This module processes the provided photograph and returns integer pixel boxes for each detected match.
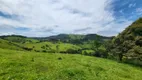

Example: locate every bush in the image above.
[66,49,79,54]
[34,50,40,52]
[93,49,108,58]
[81,50,94,56]
[23,47,33,51]
[42,50,47,53]
[60,51,67,54]
[47,50,56,53]
[41,46,45,49]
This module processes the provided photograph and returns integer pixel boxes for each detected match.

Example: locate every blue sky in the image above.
[0,0,142,37]
[112,0,142,20]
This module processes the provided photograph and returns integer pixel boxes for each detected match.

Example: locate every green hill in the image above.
[0,35,39,44]
[0,39,23,50]
[35,34,112,44]
[0,34,108,56]
[110,18,142,65]
[0,48,142,80]
[23,41,81,53]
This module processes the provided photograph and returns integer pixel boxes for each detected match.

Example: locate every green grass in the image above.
[3,36,39,44]
[23,41,81,52]
[0,39,23,50]
[0,48,142,80]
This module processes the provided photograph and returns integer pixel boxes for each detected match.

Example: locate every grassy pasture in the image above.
[0,48,142,80]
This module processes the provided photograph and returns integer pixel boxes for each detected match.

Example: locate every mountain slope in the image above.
[0,48,142,80]
[23,41,81,53]
[111,18,142,65]
[36,34,113,44]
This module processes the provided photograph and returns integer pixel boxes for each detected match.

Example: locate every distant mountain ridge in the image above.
[35,34,113,44]
[0,34,113,44]
[0,34,113,46]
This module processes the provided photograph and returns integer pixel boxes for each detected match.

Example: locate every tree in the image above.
[92,35,102,51]
[56,45,59,53]
[56,40,61,53]
[90,36,104,57]
[113,37,124,61]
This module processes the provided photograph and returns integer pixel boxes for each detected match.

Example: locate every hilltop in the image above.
[35,34,113,44]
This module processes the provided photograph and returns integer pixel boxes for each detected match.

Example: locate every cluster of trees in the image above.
[106,18,142,66]
[33,35,109,58]
[0,35,26,38]
[23,47,33,51]
[78,18,142,66]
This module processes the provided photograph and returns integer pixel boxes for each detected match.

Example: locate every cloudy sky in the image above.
[0,0,142,37]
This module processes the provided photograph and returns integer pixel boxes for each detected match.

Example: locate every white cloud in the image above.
[136,8,142,15]
[97,19,133,36]
[128,3,136,8]
[0,32,16,36]
[0,0,133,37]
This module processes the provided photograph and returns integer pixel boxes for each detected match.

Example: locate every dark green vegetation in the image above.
[0,34,111,57]
[36,34,112,44]
[109,18,142,66]
[0,18,142,79]
[0,48,142,80]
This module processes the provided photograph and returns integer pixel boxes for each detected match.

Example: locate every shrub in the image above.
[60,51,67,54]
[66,49,79,54]
[47,50,56,53]
[41,46,45,49]
[23,47,33,51]
[93,49,108,58]
[34,50,40,52]
[42,50,47,53]
[81,50,94,56]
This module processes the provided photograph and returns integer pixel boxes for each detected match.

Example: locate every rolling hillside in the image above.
[23,41,81,53]
[0,35,39,44]
[0,0,142,80]
[0,48,142,80]
[0,39,23,50]
[0,34,107,55]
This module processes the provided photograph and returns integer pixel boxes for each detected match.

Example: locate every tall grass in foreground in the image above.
[0,48,142,80]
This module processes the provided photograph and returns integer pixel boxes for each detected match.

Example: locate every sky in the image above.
[0,0,142,37]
